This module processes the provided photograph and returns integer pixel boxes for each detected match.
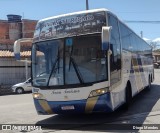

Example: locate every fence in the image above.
[0,58,31,94]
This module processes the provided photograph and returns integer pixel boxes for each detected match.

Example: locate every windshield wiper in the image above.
[67,45,84,84]
[47,57,59,86]
[70,57,84,84]
[47,46,61,86]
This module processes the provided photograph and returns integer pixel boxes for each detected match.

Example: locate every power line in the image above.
[124,20,160,24]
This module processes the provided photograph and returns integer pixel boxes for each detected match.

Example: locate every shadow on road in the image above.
[36,84,160,131]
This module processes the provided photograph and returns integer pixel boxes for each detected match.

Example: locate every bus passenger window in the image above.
[108,14,121,84]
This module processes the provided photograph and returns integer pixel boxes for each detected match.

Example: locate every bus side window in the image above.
[108,14,121,84]
[120,23,131,51]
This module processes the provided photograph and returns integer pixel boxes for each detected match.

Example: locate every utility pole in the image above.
[86,0,89,10]
[140,31,143,38]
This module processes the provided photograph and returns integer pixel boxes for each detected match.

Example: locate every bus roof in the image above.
[38,8,108,23]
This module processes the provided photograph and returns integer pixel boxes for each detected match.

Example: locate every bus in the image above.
[14,8,154,115]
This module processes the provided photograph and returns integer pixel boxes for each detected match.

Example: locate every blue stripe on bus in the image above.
[33,99,48,115]
[33,93,112,114]
[92,93,112,112]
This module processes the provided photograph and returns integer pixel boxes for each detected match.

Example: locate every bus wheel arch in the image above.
[147,74,151,90]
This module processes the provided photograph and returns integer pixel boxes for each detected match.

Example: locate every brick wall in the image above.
[22,19,37,38]
[0,19,37,43]
[0,18,37,50]
[0,20,9,40]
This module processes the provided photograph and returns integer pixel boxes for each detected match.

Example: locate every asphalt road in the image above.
[0,69,160,133]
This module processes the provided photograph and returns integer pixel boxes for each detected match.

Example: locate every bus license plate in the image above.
[61,105,75,110]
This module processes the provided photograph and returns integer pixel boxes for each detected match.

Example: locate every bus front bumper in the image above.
[33,92,113,115]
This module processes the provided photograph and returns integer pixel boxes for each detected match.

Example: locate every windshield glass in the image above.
[32,34,108,87]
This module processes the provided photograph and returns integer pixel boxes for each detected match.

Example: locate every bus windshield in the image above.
[32,34,108,87]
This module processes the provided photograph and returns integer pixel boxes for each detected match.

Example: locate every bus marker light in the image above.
[89,87,109,97]
[33,93,44,99]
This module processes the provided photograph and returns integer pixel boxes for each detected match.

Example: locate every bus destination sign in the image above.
[33,11,106,42]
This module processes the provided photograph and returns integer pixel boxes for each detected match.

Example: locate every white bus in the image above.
[14,8,154,114]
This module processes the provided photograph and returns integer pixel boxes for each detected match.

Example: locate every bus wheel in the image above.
[146,76,151,90]
[124,83,132,110]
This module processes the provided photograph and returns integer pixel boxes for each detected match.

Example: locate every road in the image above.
[0,69,160,133]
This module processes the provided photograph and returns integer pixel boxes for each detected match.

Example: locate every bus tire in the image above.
[146,75,151,90]
[123,83,132,110]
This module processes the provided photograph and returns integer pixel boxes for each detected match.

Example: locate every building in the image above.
[0,15,37,89]
[153,51,160,62]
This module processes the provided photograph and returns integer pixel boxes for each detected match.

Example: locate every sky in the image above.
[1,0,160,41]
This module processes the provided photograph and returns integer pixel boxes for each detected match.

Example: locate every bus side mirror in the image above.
[14,39,21,60]
[14,38,33,60]
[101,26,112,51]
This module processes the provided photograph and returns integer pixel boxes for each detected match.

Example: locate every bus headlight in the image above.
[89,87,109,97]
[32,93,44,99]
